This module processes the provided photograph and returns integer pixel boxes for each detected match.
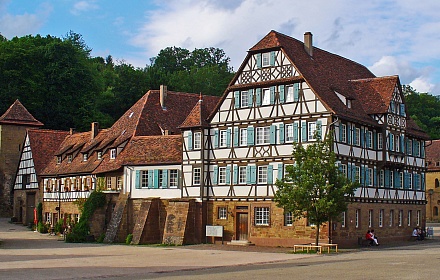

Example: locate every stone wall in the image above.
[13,189,41,225]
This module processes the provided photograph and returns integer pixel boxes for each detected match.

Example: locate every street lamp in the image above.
[428,189,434,221]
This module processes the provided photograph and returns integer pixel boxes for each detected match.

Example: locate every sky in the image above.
[1,0,440,95]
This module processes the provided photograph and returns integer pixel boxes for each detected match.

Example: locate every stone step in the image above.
[227,240,255,246]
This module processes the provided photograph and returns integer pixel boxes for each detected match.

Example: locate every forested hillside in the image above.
[0,32,234,131]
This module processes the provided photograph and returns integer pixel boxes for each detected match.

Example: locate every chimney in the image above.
[160,85,167,109]
[70,128,75,135]
[91,122,99,139]
[304,32,313,56]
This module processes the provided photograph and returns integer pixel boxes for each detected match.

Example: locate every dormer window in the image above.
[110,149,116,159]
[347,99,352,108]
[67,154,73,163]
[97,151,102,160]
[57,156,62,164]
[83,153,88,162]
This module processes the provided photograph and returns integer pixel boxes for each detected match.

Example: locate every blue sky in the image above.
[2,0,440,95]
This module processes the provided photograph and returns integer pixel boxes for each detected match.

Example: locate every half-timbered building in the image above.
[180,31,429,247]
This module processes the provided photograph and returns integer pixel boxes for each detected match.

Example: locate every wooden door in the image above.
[26,193,36,226]
[236,213,248,240]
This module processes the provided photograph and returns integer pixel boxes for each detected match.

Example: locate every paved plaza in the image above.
[1,219,439,280]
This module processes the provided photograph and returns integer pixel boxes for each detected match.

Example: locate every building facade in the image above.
[425,140,440,222]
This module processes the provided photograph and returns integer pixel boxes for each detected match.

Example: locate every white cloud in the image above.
[71,1,99,16]
[0,2,52,38]
[410,77,435,94]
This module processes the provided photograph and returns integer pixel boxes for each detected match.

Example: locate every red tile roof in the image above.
[27,129,69,175]
[179,96,220,128]
[426,140,440,171]
[0,100,43,127]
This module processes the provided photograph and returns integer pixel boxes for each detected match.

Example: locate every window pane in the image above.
[255,207,270,226]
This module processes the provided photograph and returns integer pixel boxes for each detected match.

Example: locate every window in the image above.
[286,85,294,102]
[395,135,400,152]
[218,207,227,220]
[399,172,404,189]
[240,128,247,146]
[356,166,361,183]
[355,209,360,228]
[341,164,347,177]
[117,176,122,190]
[45,212,51,224]
[219,130,227,147]
[341,124,347,143]
[378,133,383,150]
[110,149,116,159]
[240,91,249,107]
[83,153,88,162]
[379,209,384,227]
[284,212,293,226]
[97,151,102,160]
[255,207,270,226]
[194,132,201,150]
[218,167,226,184]
[389,210,394,227]
[107,177,112,190]
[257,166,268,184]
[57,156,62,164]
[262,88,270,105]
[355,128,360,146]
[417,210,421,226]
[408,210,412,227]
[238,166,247,184]
[67,154,73,163]
[368,168,373,186]
[380,170,384,187]
[308,122,317,141]
[262,52,270,67]
[367,131,372,149]
[141,171,149,188]
[193,168,201,185]
[341,211,346,228]
[368,209,373,228]
[256,127,270,144]
[390,171,394,188]
[398,210,403,226]
[286,124,294,142]
[408,139,413,155]
[409,173,413,189]
[169,170,178,187]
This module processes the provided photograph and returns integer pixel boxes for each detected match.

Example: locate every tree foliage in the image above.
[274,133,357,246]
[403,85,440,139]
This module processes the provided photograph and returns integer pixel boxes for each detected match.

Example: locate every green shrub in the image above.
[37,222,48,233]
[97,233,105,243]
[125,233,133,245]
[36,202,43,224]
[54,219,64,234]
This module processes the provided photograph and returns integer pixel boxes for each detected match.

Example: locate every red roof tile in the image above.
[0,100,43,126]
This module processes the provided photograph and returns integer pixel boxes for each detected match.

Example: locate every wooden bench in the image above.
[358,237,373,247]
[311,243,338,253]
[293,244,322,254]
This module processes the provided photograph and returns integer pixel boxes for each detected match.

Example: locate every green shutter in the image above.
[256,53,262,68]
[339,122,343,142]
[233,166,238,184]
[270,86,275,105]
[270,125,276,144]
[248,89,253,107]
[162,170,168,188]
[214,130,219,148]
[301,121,307,142]
[226,166,231,184]
[294,83,300,101]
[277,163,284,180]
[385,170,390,188]
[256,88,261,106]
[373,131,377,150]
[360,128,364,147]
[293,122,299,142]
[234,91,240,108]
[279,124,285,144]
[148,170,154,188]
[246,166,251,184]
[316,120,322,140]
[279,85,285,104]
[421,173,425,191]
[213,166,218,185]
[250,166,256,184]
[135,170,140,189]
[233,127,239,147]
[353,126,357,145]
[270,51,276,66]
[373,167,377,187]
[188,131,193,151]
[247,126,254,146]
[226,129,231,148]
[347,124,352,144]
[267,165,273,184]
[153,169,159,189]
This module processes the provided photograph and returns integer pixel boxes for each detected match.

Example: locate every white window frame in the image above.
[67,154,73,163]
[238,166,247,184]
[256,127,270,145]
[257,166,268,184]
[57,156,62,164]
[367,131,373,149]
[218,167,226,185]
[409,173,413,190]
[286,124,294,142]
[219,130,227,147]
[355,128,360,146]
[284,212,293,226]
[169,169,178,188]
[341,164,347,177]
[341,124,347,143]
[417,210,421,226]
[194,132,201,150]
[83,153,88,162]
[308,122,317,141]
[408,139,413,155]
[286,85,294,102]
[117,176,122,190]
[255,207,270,226]
[240,91,249,107]
[218,207,227,220]
[341,211,346,228]
[368,168,373,186]
[97,151,102,160]
[110,149,116,159]
[380,170,384,187]
[378,133,383,150]
[395,134,400,152]
[399,210,403,226]
[356,166,361,183]
[262,88,270,105]
[379,209,384,228]
[390,171,394,188]
[389,210,394,227]
[355,209,360,228]
[239,128,247,146]
[141,171,148,188]
[368,209,373,228]
[262,52,270,67]
[193,168,201,185]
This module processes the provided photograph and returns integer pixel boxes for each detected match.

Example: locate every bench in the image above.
[311,243,338,253]
[293,244,322,254]
[358,237,373,247]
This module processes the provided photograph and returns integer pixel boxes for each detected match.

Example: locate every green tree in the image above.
[274,133,357,247]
